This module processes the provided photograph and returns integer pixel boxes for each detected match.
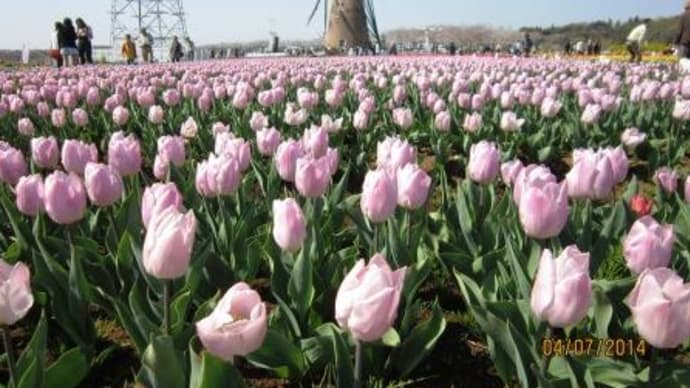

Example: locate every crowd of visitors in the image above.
[49,17,93,68]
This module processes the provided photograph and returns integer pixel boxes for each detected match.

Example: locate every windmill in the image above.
[307,0,382,52]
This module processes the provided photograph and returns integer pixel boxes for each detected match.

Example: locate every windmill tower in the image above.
[110,0,189,61]
[308,0,381,52]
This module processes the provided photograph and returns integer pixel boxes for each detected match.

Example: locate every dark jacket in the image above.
[676,10,690,45]
[62,25,77,48]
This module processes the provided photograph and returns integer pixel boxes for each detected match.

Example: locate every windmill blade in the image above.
[323,0,328,31]
[307,0,323,25]
[366,0,382,47]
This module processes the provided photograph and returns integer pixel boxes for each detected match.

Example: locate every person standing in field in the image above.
[121,34,137,65]
[185,37,195,61]
[75,18,93,64]
[50,22,64,68]
[626,19,650,63]
[169,36,184,62]
[675,1,690,59]
[523,33,533,57]
[60,18,79,66]
[138,28,154,63]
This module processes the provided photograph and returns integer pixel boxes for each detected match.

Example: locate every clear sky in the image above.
[2,0,682,49]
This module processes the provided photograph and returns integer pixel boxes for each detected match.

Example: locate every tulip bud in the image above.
[141,182,184,229]
[148,105,165,125]
[397,163,431,210]
[392,107,413,130]
[61,139,98,175]
[44,171,87,224]
[626,268,690,349]
[195,282,268,360]
[361,169,398,224]
[468,141,500,184]
[623,216,674,274]
[519,181,569,240]
[17,118,35,136]
[500,160,524,187]
[195,154,241,198]
[157,136,186,167]
[272,198,307,252]
[143,206,197,279]
[274,139,302,182]
[335,254,406,342]
[655,167,678,194]
[629,194,653,218]
[112,106,130,126]
[15,174,44,217]
[108,131,142,177]
[0,259,34,325]
[530,246,592,328]
[84,163,124,207]
[256,127,281,157]
[71,108,89,127]
[31,136,59,169]
[295,156,331,198]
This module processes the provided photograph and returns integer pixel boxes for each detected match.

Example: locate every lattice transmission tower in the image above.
[110,0,188,61]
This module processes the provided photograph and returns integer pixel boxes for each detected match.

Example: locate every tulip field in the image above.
[2,56,690,387]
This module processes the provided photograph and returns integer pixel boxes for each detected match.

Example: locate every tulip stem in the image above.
[163,281,171,335]
[354,340,363,388]
[2,327,16,388]
[648,346,657,388]
[406,210,412,248]
[539,326,551,378]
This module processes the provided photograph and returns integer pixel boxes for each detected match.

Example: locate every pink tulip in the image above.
[162,89,181,106]
[141,182,184,229]
[274,139,302,182]
[376,136,416,171]
[302,126,329,159]
[626,268,690,349]
[463,112,483,133]
[655,167,679,194]
[15,174,44,217]
[468,141,500,184]
[86,87,100,106]
[566,150,615,200]
[295,156,331,198]
[434,111,451,132]
[320,114,343,133]
[157,136,186,167]
[256,127,282,157]
[61,139,98,175]
[17,118,35,136]
[249,111,269,132]
[685,176,690,203]
[112,106,130,126]
[397,163,431,210]
[361,169,398,223]
[36,102,50,117]
[212,122,230,136]
[501,160,524,187]
[195,154,241,198]
[71,108,89,127]
[513,165,556,205]
[672,100,690,121]
[31,136,59,169]
[180,116,198,139]
[623,216,674,274]
[148,105,165,125]
[108,131,141,177]
[272,198,307,252]
[214,133,251,172]
[335,254,406,342]
[84,163,123,207]
[51,108,67,128]
[43,171,87,225]
[0,259,34,325]
[581,104,602,124]
[519,181,569,240]
[143,206,197,279]
[196,282,267,360]
[621,128,646,149]
[500,111,525,132]
[530,246,592,328]
[540,97,562,118]
[353,110,369,130]
[0,147,28,186]
[392,107,413,130]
